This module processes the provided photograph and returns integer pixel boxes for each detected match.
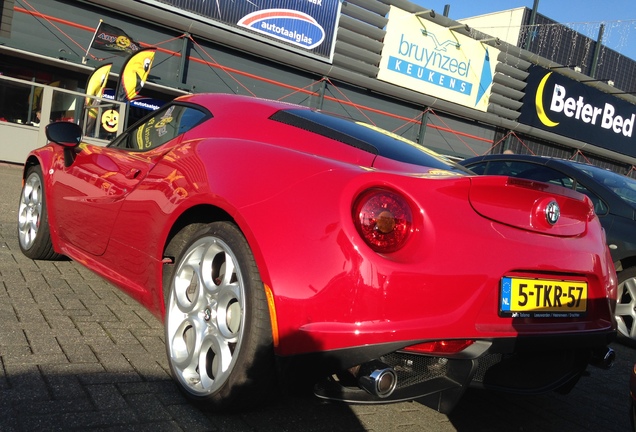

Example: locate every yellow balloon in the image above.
[101,109,119,133]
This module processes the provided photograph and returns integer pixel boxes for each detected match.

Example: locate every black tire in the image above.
[17,165,62,260]
[616,266,636,345]
[162,221,276,410]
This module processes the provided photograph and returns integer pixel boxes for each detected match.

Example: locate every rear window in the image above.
[271,109,466,173]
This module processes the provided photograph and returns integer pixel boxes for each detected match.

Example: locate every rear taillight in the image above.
[353,188,413,253]
[403,340,475,355]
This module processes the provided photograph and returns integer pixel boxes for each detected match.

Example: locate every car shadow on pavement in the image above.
[447,344,633,432]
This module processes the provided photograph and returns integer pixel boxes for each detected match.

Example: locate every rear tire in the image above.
[163,221,276,410]
[17,165,62,260]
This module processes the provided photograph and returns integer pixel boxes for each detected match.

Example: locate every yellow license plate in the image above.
[500,277,587,316]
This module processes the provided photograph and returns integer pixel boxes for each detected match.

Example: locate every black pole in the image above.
[417,110,428,144]
[524,0,540,50]
[317,79,327,110]
[178,32,191,85]
[590,24,605,79]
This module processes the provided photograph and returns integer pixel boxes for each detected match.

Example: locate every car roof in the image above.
[460,153,636,210]
[173,93,470,175]
[460,154,623,180]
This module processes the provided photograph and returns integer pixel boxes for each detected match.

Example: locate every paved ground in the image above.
[0,162,634,431]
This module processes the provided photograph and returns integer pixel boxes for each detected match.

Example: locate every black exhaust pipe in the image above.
[590,347,615,369]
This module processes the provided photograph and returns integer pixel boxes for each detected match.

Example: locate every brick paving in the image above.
[0,162,634,431]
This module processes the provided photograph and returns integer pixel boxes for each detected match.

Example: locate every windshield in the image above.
[576,163,636,206]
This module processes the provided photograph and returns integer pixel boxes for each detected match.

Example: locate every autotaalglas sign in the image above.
[238,9,325,50]
[136,0,341,61]
[519,65,636,158]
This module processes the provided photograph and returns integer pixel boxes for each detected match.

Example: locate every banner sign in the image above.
[85,63,112,119]
[378,6,499,112]
[138,0,341,62]
[116,47,156,102]
[519,65,636,157]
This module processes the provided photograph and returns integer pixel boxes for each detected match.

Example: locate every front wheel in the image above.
[616,266,636,344]
[163,222,276,410]
[17,165,62,260]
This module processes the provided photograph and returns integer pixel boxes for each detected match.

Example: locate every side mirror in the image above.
[45,121,82,148]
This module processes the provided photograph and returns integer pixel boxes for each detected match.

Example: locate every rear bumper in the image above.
[281,330,616,413]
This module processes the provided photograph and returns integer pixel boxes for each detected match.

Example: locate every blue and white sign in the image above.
[378,7,499,112]
[238,9,325,50]
[138,0,340,62]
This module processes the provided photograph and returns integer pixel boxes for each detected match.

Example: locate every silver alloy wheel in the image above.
[616,273,636,341]
[18,172,43,251]
[166,235,245,396]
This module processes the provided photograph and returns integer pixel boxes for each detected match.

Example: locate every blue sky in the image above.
[412,1,636,60]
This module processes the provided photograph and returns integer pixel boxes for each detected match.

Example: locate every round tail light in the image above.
[353,188,413,253]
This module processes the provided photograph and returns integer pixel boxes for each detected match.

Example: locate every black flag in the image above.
[89,21,141,56]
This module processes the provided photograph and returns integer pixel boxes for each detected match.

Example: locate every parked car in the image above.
[18,94,616,413]
[460,154,636,344]
[631,363,636,431]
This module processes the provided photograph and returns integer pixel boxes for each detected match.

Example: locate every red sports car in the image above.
[18,93,617,412]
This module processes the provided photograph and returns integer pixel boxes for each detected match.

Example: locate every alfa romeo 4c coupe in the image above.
[18,93,617,413]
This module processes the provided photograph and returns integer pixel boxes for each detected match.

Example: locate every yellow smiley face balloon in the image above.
[101,109,119,133]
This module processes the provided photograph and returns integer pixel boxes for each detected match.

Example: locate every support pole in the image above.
[590,24,605,79]
[524,0,540,50]
[317,79,327,110]
[417,110,428,144]
[178,33,191,85]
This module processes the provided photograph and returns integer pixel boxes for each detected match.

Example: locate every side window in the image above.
[482,161,536,177]
[178,107,207,134]
[466,162,486,174]
[515,165,573,189]
[109,104,208,151]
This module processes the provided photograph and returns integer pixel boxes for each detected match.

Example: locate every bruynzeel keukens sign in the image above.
[378,6,499,112]
[520,65,636,158]
[137,0,341,62]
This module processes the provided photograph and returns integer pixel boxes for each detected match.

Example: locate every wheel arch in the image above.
[159,203,272,315]
[616,255,636,274]
[22,155,40,179]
